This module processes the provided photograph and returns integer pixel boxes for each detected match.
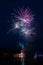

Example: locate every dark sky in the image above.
[0,0,43,51]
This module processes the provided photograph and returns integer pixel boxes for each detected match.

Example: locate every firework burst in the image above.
[8,8,36,65]
[8,8,35,40]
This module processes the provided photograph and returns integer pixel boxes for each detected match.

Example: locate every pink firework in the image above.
[14,8,34,24]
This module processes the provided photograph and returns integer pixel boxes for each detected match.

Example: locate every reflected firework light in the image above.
[19,50,25,65]
[14,50,25,65]
[18,42,25,65]
[14,51,25,59]
[19,50,25,59]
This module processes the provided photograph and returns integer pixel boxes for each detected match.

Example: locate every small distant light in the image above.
[14,53,18,58]
[34,55,37,60]
[19,51,25,59]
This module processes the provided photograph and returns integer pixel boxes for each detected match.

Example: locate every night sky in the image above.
[0,0,43,52]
